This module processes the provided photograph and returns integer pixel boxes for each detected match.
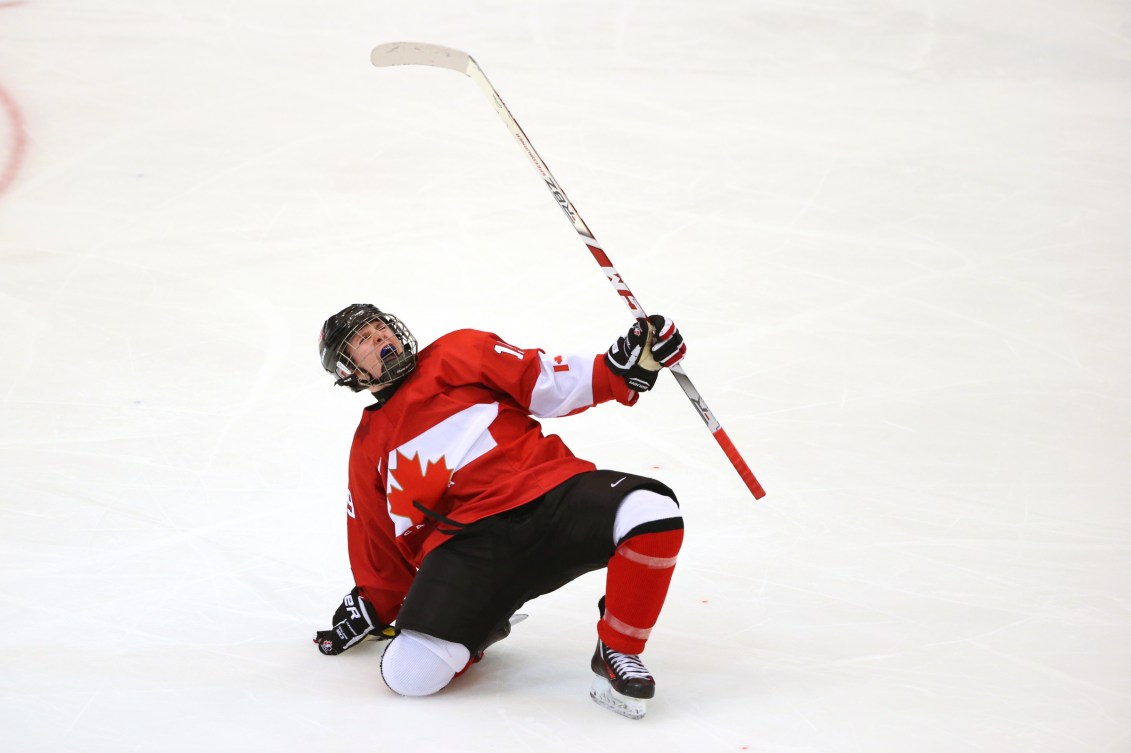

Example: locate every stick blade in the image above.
[371,42,472,75]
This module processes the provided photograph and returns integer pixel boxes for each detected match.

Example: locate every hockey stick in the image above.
[371,42,766,500]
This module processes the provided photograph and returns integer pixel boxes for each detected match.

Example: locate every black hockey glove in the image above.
[646,315,687,368]
[606,315,686,392]
[313,586,384,656]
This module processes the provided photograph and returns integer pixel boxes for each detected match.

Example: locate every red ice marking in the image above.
[0,80,28,198]
[0,0,27,198]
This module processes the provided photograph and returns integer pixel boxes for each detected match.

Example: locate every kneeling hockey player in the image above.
[313,303,686,718]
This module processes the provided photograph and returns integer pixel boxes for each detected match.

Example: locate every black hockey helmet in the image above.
[319,303,419,392]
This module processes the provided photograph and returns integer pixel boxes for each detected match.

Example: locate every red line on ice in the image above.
[0,0,29,197]
[0,81,27,198]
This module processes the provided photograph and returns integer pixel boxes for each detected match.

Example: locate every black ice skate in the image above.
[589,641,654,719]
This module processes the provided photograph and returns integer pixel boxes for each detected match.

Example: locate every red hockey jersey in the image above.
[345,328,639,623]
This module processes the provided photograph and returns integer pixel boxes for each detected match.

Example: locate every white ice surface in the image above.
[2,1,1130,751]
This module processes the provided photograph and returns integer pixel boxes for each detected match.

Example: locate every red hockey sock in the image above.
[598,527,684,655]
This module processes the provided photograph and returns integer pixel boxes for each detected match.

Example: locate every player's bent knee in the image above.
[380,630,472,696]
[613,489,682,546]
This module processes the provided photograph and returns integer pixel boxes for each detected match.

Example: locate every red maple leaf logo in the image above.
[387,450,453,524]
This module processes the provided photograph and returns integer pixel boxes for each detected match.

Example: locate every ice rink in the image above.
[2,1,1129,751]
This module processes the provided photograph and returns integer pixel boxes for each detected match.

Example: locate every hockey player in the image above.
[312,303,687,718]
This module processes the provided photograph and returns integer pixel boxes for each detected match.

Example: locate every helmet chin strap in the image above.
[368,376,405,407]
[354,351,410,393]
[357,369,379,388]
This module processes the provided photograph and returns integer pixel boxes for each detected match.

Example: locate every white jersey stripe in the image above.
[527,351,595,418]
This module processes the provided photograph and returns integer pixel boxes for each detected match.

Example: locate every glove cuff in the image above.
[624,364,659,392]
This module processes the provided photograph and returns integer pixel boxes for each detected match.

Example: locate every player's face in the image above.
[346,320,403,390]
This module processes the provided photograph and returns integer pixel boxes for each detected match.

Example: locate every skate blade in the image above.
[589,676,647,720]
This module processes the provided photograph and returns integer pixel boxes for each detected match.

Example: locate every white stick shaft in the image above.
[372,42,766,499]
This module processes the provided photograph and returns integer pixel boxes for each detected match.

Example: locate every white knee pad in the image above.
[380,630,471,697]
[613,489,681,546]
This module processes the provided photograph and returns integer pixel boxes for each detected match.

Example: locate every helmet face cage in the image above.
[319,304,418,392]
